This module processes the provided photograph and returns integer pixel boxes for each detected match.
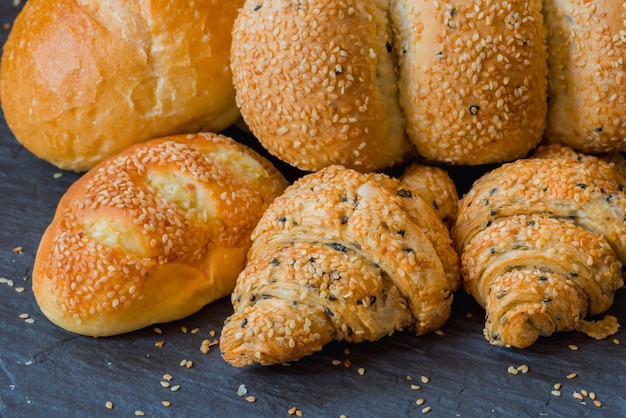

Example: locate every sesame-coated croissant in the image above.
[452,145,625,348]
[220,165,460,367]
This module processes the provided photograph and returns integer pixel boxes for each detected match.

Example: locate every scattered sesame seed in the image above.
[237,384,247,396]
[567,373,577,379]
[332,360,342,366]
[551,390,561,397]
[343,360,351,368]
[434,330,444,336]
[154,327,163,334]
[160,381,170,388]
[134,411,145,416]
[420,376,429,384]
[416,398,425,406]
[18,313,29,319]
[170,385,180,392]
[12,247,22,254]
[406,376,413,381]
[245,396,256,403]
[24,318,34,324]
[589,392,596,400]
[357,368,365,376]
[14,287,24,293]
[295,410,303,417]
[181,326,188,333]
[573,392,584,400]
[105,401,113,410]
[163,374,173,381]
[554,383,562,390]
[594,400,602,408]
[568,344,579,351]
[191,327,200,334]
[580,389,589,397]
[410,385,421,390]
[53,172,63,179]
[613,338,621,345]
[344,348,350,355]
[209,330,216,337]
[162,401,171,407]
[155,341,165,348]
[288,407,297,415]
[179,359,187,367]
[421,406,431,414]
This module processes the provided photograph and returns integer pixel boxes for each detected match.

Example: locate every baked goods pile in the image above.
[1,0,624,364]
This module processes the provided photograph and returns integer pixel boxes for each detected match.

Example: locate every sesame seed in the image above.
[245,396,256,403]
[237,384,247,396]
[155,341,165,348]
[163,374,173,381]
[581,389,589,397]
[434,330,444,336]
[332,360,342,366]
[170,385,180,392]
[567,373,577,379]
[508,366,519,375]
[568,344,579,351]
[554,383,562,390]
[160,381,170,388]
[105,401,113,410]
[410,385,421,390]
[613,338,621,345]
[573,392,584,400]
[288,407,297,415]
[53,172,63,179]
[421,406,431,414]
[134,411,145,416]
[162,401,171,407]
[594,400,602,408]
[154,327,163,334]
[191,327,200,334]
[416,398,425,406]
[18,313,29,319]
[12,246,22,254]
[15,287,24,293]
[420,376,430,384]
[358,368,365,376]
[551,390,561,397]
[24,318,34,324]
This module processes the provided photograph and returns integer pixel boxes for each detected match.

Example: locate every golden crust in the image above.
[452,145,625,347]
[0,0,243,171]
[220,165,457,367]
[231,0,414,172]
[391,0,548,164]
[544,0,626,153]
[32,133,287,337]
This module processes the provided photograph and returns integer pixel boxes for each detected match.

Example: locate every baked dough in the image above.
[32,133,287,336]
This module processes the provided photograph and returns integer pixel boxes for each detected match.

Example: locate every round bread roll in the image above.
[0,0,243,172]
[543,0,626,153]
[391,0,548,164]
[231,0,415,172]
[32,132,288,337]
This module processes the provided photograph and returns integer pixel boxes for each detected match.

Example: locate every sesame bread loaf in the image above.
[391,0,548,164]
[0,0,243,172]
[220,165,459,367]
[452,145,625,348]
[544,0,626,153]
[32,133,287,337]
[231,0,547,170]
[231,0,415,172]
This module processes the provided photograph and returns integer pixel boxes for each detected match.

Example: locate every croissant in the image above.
[452,145,625,348]
[220,165,460,367]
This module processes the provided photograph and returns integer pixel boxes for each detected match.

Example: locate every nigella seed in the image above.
[490,210,497,216]
[326,308,334,317]
[386,42,392,53]
[397,189,413,198]
[271,258,280,266]
[341,216,349,224]
[347,326,353,337]
[450,7,457,16]
[331,243,349,252]
[278,216,286,223]
[253,4,261,11]
[576,183,587,189]
[370,296,377,305]
[402,248,415,254]
[594,126,603,133]
[433,201,439,210]
[543,298,552,304]
[489,187,498,196]
[489,247,496,254]
[241,318,248,328]
[569,272,579,277]
[328,295,337,301]
[496,292,505,299]
[397,230,405,237]
[539,276,548,281]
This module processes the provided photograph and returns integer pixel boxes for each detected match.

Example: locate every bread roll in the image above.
[543,0,626,153]
[230,0,415,172]
[32,133,287,337]
[391,0,548,164]
[220,165,459,367]
[0,0,243,172]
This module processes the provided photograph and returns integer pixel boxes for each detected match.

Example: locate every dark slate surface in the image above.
[0,2,624,417]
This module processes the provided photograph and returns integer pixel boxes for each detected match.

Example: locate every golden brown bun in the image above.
[0,0,243,172]
[392,0,548,164]
[544,0,626,153]
[452,145,625,348]
[220,165,459,367]
[32,133,288,337]
[231,0,415,172]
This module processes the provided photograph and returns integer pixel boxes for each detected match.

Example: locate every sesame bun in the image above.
[392,0,548,164]
[220,165,458,367]
[452,145,625,347]
[0,0,243,172]
[32,133,287,337]
[543,0,626,153]
[231,0,415,172]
